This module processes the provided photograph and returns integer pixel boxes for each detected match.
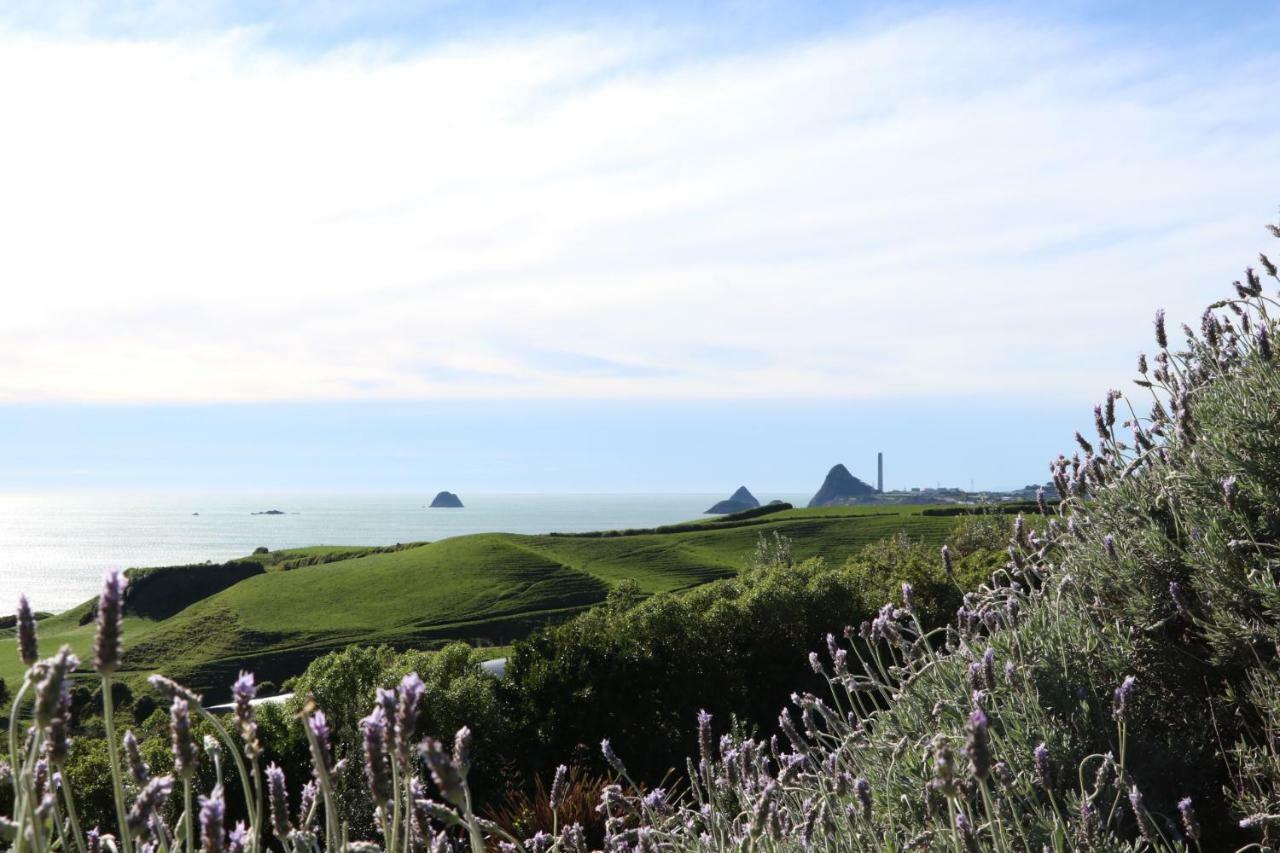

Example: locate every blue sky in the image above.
[0,398,1081,493]
[0,1,1277,491]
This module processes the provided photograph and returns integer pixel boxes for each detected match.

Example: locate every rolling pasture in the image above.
[0,504,962,696]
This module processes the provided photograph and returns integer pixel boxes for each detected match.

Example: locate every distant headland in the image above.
[430,491,464,508]
[705,486,760,514]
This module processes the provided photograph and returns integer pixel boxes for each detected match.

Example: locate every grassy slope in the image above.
[0,505,959,696]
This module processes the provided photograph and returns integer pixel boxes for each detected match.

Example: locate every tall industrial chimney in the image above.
[877,452,884,493]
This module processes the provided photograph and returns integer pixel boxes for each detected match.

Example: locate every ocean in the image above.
[0,492,809,613]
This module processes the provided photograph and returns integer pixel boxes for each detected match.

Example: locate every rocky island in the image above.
[705,486,761,514]
[430,491,464,508]
[807,464,878,507]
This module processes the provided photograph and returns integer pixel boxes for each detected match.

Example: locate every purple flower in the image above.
[1075,431,1094,455]
[453,726,473,778]
[361,706,393,808]
[123,729,150,785]
[966,708,991,780]
[419,738,466,808]
[955,810,978,851]
[549,764,569,812]
[227,822,249,853]
[396,672,426,764]
[696,710,713,766]
[86,828,101,853]
[94,569,126,675]
[1246,266,1263,296]
[170,698,198,778]
[930,738,958,797]
[1170,581,1191,615]
[148,674,203,705]
[749,782,778,838]
[1103,534,1117,561]
[1113,675,1136,721]
[640,787,668,813]
[231,671,260,759]
[807,650,823,674]
[1033,742,1052,789]
[44,680,73,765]
[308,710,331,771]
[601,738,626,777]
[1129,785,1157,847]
[1178,796,1200,842]
[779,707,806,752]
[1155,309,1168,349]
[1223,475,1239,512]
[901,582,914,611]
[266,763,292,838]
[16,595,38,666]
[941,545,954,577]
[854,778,871,819]
[199,786,226,853]
[126,775,173,839]
[298,780,318,832]
[35,646,78,729]
[981,648,996,690]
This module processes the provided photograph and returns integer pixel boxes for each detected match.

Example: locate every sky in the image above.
[0,1,1277,492]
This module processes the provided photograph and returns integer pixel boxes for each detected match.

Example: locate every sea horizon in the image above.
[0,490,812,613]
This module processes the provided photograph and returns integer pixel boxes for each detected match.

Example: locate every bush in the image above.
[499,526,999,785]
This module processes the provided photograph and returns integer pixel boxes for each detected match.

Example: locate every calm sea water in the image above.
[0,492,808,613]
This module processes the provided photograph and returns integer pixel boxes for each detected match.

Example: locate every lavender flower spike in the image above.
[94,568,127,674]
[361,706,393,808]
[266,762,293,839]
[1155,308,1168,349]
[170,697,199,778]
[696,710,714,766]
[126,775,174,839]
[308,710,332,771]
[1033,742,1053,789]
[123,729,150,785]
[601,738,627,777]
[16,594,38,666]
[549,764,569,812]
[1178,796,1201,842]
[1113,675,1137,721]
[199,785,226,853]
[965,708,991,780]
[227,822,249,853]
[34,646,78,730]
[231,671,260,759]
[854,778,871,819]
[148,674,203,705]
[419,738,466,808]
[395,671,426,764]
[453,726,473,778]
[1223,475,1239,512]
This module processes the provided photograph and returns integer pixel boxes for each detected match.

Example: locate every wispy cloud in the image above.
[0,7,1277,403]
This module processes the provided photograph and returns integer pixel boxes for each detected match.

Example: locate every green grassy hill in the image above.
[0,504,963,697]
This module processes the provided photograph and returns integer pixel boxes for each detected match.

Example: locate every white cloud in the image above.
[0,12,1276,403]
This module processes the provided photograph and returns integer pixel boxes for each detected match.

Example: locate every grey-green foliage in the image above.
[581,224,1280,851]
